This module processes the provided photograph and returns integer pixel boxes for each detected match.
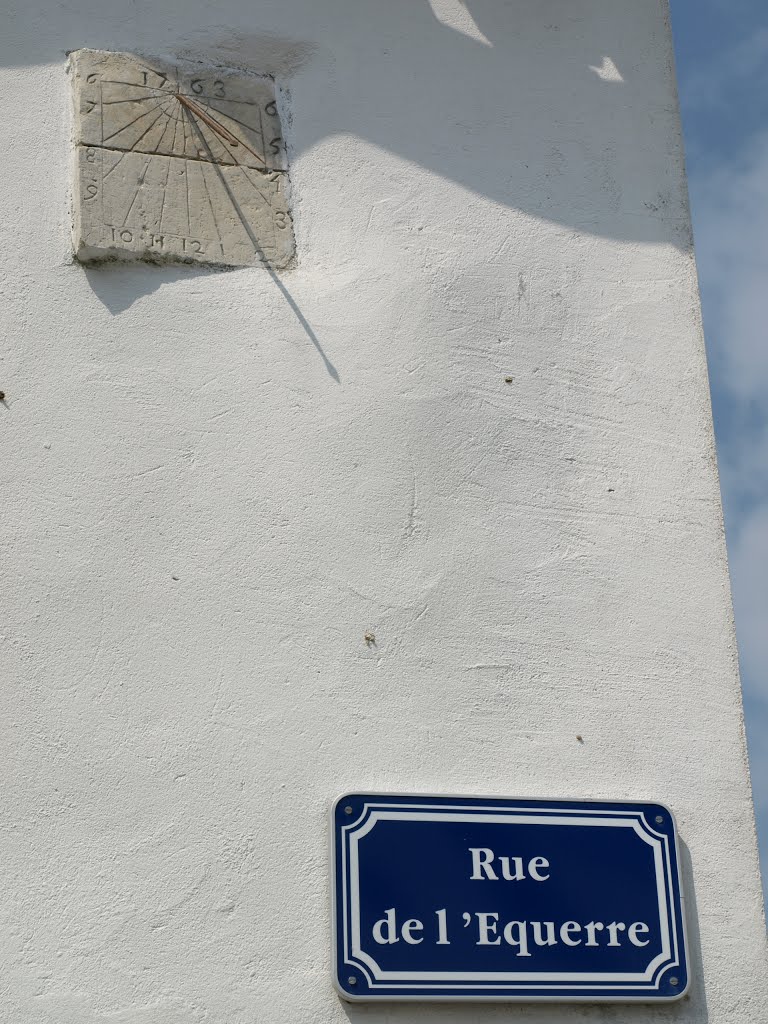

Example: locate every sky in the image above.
[670,0,768,900]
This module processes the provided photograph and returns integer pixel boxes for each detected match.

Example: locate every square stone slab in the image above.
[70,49,295,269]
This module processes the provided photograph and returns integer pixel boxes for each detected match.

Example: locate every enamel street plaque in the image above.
[332,794,689,1002]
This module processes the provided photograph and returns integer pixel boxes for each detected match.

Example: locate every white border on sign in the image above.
[331,794,689,1003]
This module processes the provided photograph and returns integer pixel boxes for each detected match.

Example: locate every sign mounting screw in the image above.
[669,976,679,986]
[344,805,353,815]
[348,976,357,985]
[655,815,664,824]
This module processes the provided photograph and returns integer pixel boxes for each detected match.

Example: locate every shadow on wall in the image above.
[3,0,688,249]
[84,260,341,380]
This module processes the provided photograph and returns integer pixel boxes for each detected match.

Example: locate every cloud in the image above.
[687,132,768,881]
[692,136,768,403]
[679,27,768,113]
[730,506,768,682]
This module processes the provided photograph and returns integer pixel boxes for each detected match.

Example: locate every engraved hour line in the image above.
[188,96,271,105]
[177,94,267,166]
[184,98,241,166]
[190,101,272,159]
[111,107,169,159]
[91,141,279,168]
[177,95,241,147]
[244,164,277,252]
[179,100,189,160]
[188,102,276,212]
[102,147,131,180]
[186,118,233,241]
[100,139,146,181]
[175,93,259,105]
[101,98,168,143]
[188,116,263,255]
[195,99,284,171]
[145,108,174,149]
[235,163,274,208]
[151,111,176,153]
[202,117,282,252]
[180,107,192,234]
[101,96,173,104]
[158,114,181,233]
[186,106,234,165]
[197,161,224,251]
[198,120,241,166]
[121,158,151,226]
[209,104,267,148]
[234,161,280,254]
[96,98,276,168]
[99,107,169,181]
[181,115,238,168]
[187,101,280,213]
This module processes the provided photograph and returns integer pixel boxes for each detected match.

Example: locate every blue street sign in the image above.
[332,794,689,1002]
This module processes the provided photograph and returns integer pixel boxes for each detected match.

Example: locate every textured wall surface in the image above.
[1,1,766,1021]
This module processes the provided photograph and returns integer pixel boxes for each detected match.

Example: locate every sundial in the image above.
[70,49,294,269]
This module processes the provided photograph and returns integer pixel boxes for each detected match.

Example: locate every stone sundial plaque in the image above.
[70,49,295,269]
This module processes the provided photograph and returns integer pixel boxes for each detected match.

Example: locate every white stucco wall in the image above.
[1,1,766,1021]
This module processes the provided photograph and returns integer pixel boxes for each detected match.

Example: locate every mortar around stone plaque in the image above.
[70,49,295,269]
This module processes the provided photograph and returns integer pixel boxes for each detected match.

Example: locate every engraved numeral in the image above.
[275,211,290,230]
[189,78,225,97]
[265,100,277,116]
[269,137,282,155]
[180,238,205,254]
[83,181,98,202]
[85,147,97,163]
[110,227,134,243]
[83,98,98,114]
